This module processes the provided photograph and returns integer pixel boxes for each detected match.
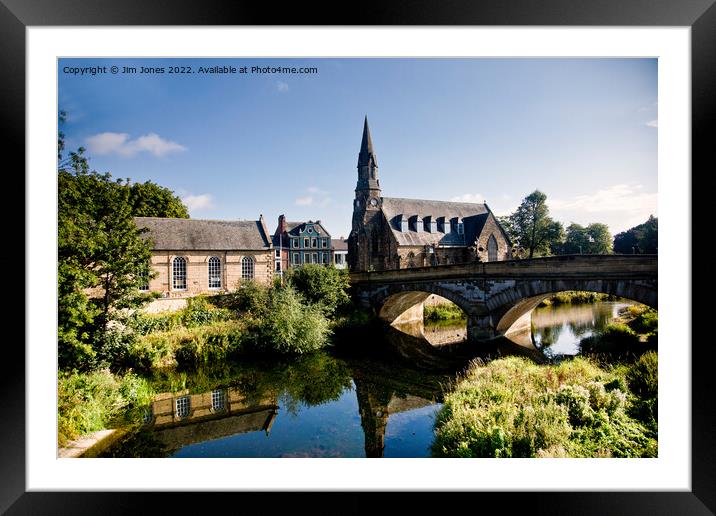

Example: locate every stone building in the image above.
[272,215,332,270]
[134,216,273,297]
[331,237,348,269]
[348,117,512,272]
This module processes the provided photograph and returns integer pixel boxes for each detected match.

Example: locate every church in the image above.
[348,117,512,272]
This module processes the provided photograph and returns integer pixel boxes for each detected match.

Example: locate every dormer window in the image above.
[399,216,408,232]
[457,218,464,235]
[424,216,437,233]
[411,216,422,232]
[439,217,450,233]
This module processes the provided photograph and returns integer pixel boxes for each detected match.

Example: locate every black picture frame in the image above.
[4,0,711,513]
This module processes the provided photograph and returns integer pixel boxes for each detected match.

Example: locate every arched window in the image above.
[208,256,221,289]
[488,234,498,262]
[172,257,187,290]
[242,256,255,280]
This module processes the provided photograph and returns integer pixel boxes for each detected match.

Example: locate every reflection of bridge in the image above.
[351,255,657,342]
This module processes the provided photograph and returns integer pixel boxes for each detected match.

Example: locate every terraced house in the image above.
[134,216,274,297]
[272,215,333,270]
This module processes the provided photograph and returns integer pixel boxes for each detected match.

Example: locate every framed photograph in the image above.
[6,0,712,512]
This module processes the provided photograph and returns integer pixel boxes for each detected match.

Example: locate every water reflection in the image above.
[104,352,454,458]
[146,389,279,455]
[532,302,632,358]
[101,301,643,458]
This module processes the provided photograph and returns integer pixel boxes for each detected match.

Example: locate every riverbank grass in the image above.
[424,303,466,321]
[58,369,154,447]
[538,291,617,307]
[432,354,657,458]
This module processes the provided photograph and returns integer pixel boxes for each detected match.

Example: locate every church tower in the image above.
[349,116,384,271]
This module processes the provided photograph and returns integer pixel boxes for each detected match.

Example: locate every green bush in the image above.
[58,369,154,447]
[432,356,656,458]
[254,285,331,354]
[129,299,232,336]
[539,291,616,307]
[209,280,270,317]
[286,264,351,315]
[424,303,466,321]
[626,351,658,399]
[630,309,658,335]
[128,320,247,371]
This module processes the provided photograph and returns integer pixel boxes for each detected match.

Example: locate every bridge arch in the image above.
[492,279,658,337]
[373,283,473,326]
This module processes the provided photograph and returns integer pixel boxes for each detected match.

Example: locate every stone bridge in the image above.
[350,255,658,342]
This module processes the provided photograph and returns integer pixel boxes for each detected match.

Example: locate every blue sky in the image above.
[58,58,657,237]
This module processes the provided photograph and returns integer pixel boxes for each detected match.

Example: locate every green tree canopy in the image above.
[613,216,658,254]
[285,263,351,316]
[557,223,613,254]
[128,180,190,218]
[58,114,162,370]
[506,190,564,258]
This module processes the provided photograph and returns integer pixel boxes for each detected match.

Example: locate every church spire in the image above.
[358,115,378,168]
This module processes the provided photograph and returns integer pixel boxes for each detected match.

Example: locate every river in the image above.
[102,300,634,458]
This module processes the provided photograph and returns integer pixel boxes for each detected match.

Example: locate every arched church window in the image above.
[172,257,187,290]
[488,234,498,262]
[241,256,255,280]
[208,256,221,289]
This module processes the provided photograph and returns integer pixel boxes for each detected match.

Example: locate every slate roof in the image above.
[285,221,331,238]
[331,238,348,251]
[134,217,271,251]
[380,197,491,247]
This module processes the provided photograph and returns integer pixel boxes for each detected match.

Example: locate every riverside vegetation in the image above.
[421,297,658,457]
[58,264,358,446]
[432,351,657,458]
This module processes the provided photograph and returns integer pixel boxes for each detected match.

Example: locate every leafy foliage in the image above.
[58,369,154,446]
[504,190,564,258]
[253,285,332,354]
[128,180,190,219]
[285,264,351,316]
[555,222,612,255]
[613,215,658,254]
[57,113,189,371]
[432,356,657,458]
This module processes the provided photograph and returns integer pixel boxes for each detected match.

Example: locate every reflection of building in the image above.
[353,375,437,458]
[145,388,279,452]
[331,237,348,269]
[273,214,332,270]
[134,216,274,297]
[348,117,512,272]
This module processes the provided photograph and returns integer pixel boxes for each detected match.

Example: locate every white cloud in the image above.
[295,196,313,206]
[307,186,328,195]
[85,132,186,157]
[450,193,484,203]
[549,183,657,234]
[181,193,213,212]
[276,81,289,92]
[646,120,658,128]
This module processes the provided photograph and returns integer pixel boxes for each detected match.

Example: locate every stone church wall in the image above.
[147,250,273,298]
[473,214,512,262]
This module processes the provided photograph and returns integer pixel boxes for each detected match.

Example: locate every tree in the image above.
[613,216,658,254]
[128,180,190,218]
[285,263,351,316]
[507,190,564,258]
[58,116,156,369]
[558,223,612,254]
